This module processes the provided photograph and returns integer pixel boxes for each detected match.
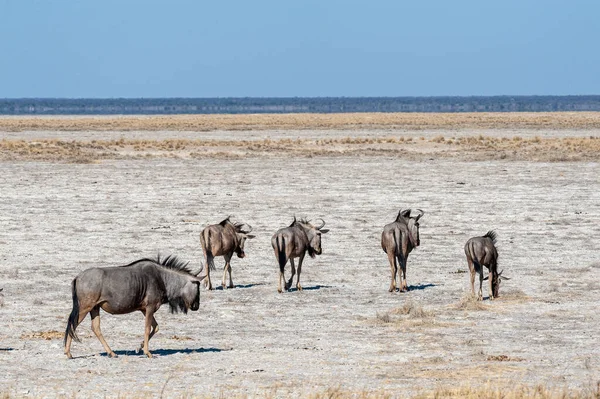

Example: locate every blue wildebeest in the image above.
[64,254,201,359]
[464,230,509,300]
[200,216,255,290]
[381,209,424,292]
[271,217,329,293]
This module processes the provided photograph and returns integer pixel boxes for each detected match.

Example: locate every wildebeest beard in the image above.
[169,297,188,314]
[307,246,316,258]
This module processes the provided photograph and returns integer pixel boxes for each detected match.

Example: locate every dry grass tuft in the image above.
[500,288,530,302]
[486,354,525,362]
[390,300,434,319]
[376,301,439,328]
[20,330,63,340]
[454,293,490,311]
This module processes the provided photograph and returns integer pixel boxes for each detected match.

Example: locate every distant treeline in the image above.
[1,96,600,115]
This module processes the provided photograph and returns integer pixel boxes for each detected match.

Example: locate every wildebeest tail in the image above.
[64,278,81,346]
[392,228,401,256]
[201,229,216,271]
[276,236,287,273]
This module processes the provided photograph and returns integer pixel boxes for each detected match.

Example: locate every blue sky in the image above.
[1,0,598,97]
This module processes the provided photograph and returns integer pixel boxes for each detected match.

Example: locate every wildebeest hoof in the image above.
[296,284,302,291]
[108,352,118,358]
[145,352,152,358]
[65,352,73,359]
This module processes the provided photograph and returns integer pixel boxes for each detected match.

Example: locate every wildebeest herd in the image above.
[64,209,509,359]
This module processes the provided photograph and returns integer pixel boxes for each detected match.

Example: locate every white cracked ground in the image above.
[0,129,599,397]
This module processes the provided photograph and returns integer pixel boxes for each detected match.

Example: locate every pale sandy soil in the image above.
[0,125,599,398]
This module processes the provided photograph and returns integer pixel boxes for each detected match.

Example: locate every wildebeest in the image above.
[381,209,424,292]
[64,254,201,359]
[464,230,509,300]
[271,217,329,293]
[200,216,255,290]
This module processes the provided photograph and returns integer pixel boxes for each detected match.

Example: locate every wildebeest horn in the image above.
[235,222,253,234]
[314,218,326,230]
[498,270,511,280]
[414,209,425,221]
[398,209,411,220]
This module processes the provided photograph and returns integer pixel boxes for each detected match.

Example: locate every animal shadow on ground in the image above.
[98,347,224,358]
[213,283,265,290]
[0,348,14,352]
[287,285,332,292]
[407,283,436,291]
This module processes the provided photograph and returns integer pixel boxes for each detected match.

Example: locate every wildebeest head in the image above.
[296,218,329,258]
[407,209,424,247]
[485,269,510,298]
[181,278,201,312]
[233,222,255,258]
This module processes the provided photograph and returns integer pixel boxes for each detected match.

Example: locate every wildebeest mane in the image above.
[123,254,193,276]
[219,216,232,226]
[484,230,497,244]
[168,296,189,314]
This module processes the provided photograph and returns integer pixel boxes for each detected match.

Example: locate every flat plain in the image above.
[0,113,599,398]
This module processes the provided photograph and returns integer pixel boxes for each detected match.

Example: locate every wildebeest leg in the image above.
[286,259,296,291]
[223,254,233,289]
[64,306,92,359]
[137,310,159,353]
[466,255,476,297]
[478,265,484,301]
[397,254,408,292]
[203,253,214,290]
[226,262,234,289]
[396,254,408,292]
[90,307,117,358]
[488,269,495,301]
[277,258,287,294]
[387,251,397,292]
[141,308,156,358]
[296,254,305,291]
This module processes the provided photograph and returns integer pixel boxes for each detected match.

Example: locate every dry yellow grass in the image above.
[2,112,600,132]
[1,135,599,162]
[2,383,597,399]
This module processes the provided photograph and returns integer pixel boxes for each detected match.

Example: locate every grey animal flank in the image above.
[381,209,424,292]
[271,217,329,293]
[64,254,201,359]
[464,230,510,300]
[200,216,255,290]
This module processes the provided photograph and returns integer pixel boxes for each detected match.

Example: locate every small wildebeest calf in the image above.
[200,216,255,290]
[464,230,510,300]
[271,217,329,293]
[381,209,424,292]
[64,255,201,359]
